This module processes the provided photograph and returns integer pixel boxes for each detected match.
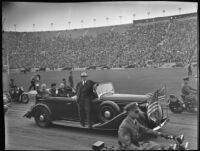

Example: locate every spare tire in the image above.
[21,93,29,104]
[98,101,120,123]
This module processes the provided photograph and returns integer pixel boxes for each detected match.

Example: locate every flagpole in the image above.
[7,53,10,75]
[164,84,168,117]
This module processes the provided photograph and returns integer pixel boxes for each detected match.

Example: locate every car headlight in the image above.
[3,95,8,103]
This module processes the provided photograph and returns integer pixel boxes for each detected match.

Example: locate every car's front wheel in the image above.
[34,106,52,128]
[98,101,120,123]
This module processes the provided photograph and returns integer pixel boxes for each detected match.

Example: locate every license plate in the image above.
[194,108,198,111]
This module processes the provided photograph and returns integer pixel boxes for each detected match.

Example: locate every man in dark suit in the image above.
[76,72,98,128]
[49,83,57,97]
[68,71,74,88]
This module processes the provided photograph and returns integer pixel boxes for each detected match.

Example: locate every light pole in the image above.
[14,24,16,32]
[33,24,35,31]
[119,16,122,24]
[106,17,109,26]
[6,53,9,75]
[93,18,96,27]
[163,10,165,17]
[133,14,136,20]
[147,12,150,18]
[68,21,71,29]
[51,23,53,31]
[178,8,182,14]
[81,20,83,28]
[3,18,6,31]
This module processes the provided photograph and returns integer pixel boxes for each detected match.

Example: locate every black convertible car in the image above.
[24,82,168,131]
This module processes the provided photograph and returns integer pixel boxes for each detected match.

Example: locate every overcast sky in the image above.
[2,1,198,32]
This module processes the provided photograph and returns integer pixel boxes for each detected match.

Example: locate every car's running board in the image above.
[53,120,89,129]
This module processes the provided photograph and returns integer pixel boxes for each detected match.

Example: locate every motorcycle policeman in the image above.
[118,102,168,150]
[181,77,197,103]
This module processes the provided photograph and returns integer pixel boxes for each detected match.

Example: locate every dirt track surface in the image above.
[5,96,198,150]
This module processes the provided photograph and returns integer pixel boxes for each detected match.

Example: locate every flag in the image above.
[147,85,166,122]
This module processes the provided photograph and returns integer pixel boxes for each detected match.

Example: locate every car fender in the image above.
[23,103,52,118]
[93,111,127,130]
[99,100,120,112]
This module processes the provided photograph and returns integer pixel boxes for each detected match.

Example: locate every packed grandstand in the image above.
[2,12,197,70]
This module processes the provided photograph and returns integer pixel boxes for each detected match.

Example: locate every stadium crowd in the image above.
[2,14,197,69]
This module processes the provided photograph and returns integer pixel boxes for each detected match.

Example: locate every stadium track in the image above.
[5,93,198,150]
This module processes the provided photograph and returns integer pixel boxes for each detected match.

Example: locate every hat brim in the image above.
[81,75,88,77]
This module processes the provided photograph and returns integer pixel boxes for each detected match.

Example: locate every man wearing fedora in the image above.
[118,102,169,150]
[76,72,98,128]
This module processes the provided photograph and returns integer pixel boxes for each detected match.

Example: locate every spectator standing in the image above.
[68,71,74,88]
[188,63,192,76]
[36,73,41,86]
[28,74,37,91]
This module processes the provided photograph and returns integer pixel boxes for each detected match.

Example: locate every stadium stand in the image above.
[2,13,197,69]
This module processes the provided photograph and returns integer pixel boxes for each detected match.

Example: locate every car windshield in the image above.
[96,82,115,97]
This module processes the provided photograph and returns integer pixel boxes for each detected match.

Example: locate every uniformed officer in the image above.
[9,79,16,89]
[76,72,98,128]
[118,102,168,150]
[181,77,197,102]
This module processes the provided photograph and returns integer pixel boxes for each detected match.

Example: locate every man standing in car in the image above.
[76,72,98,128]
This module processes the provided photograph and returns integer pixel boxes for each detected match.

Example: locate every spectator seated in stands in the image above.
[2,14,197,69]
[36,83,50,98]
[49,83,57,97]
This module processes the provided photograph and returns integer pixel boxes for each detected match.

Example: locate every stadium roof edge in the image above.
[3,12,197,33]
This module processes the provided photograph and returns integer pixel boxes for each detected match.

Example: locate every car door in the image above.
[62,97,79,121]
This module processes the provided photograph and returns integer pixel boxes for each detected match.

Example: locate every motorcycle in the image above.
[92,134,190,150]
[4,92,11,113]
[168,94,197,114]
[9,86,29,104]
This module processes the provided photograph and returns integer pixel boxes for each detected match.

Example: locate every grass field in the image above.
[9,67,198,97]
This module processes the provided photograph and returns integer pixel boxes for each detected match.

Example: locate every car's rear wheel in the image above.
[98,101,120,123]
[34,106,52,128]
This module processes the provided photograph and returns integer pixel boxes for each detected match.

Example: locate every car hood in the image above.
[100,93,150,103]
